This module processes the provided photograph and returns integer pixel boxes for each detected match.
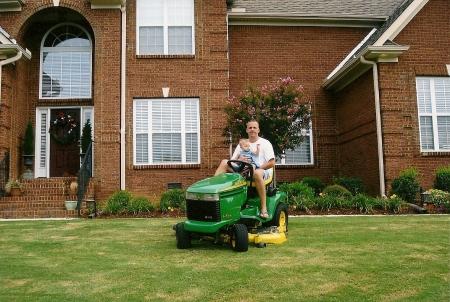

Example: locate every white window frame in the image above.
[276,128,314,165]
[416,77,450,152]
[133,98,200,165]
[39,23,92,99]
[136,0,195,55]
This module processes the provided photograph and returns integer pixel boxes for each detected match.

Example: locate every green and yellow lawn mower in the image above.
[175,160,288,252]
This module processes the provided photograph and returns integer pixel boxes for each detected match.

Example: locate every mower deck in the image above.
[248,225,287,245]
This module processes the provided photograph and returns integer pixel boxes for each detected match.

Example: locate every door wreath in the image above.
[49,112,79,145]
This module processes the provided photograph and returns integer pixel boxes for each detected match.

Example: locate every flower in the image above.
[49,112,79,145]
[390,194,397,199]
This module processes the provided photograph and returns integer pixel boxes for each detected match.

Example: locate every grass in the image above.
[0,215,449,301]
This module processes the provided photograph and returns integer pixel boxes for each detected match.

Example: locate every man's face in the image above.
[246,121,260,138]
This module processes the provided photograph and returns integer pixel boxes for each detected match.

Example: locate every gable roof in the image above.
[322,0,429,92]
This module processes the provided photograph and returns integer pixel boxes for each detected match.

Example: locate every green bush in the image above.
[301,177,325,196]
[159,188,186,213]
[128,196,155,215]
[333,175,365,195]
[390,167,420,203]
[428,189,450,207]
[322,184,352,199]
[279,181,314,208]
[351,194,375,213]
[433,166,450,192]
[105,190,133,214]
[314,195,351,211]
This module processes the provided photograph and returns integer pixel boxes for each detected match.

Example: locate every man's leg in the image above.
[253,169,268,217]
[214,159,233,176]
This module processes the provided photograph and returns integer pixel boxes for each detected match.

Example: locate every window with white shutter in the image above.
[416,77,450,151]
[133,98,200,164]
[136,0,194,55]
[276,129,314,165]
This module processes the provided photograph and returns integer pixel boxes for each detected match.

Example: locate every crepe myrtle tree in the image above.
[222,77,312,159]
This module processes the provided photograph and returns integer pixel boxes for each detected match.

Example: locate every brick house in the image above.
[0,0,448,217]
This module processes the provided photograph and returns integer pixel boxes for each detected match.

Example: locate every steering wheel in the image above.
[227,160,254,181]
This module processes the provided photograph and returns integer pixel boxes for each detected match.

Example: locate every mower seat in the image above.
[247,167,274,187]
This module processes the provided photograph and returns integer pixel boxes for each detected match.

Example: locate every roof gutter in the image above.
[360,56,386,198]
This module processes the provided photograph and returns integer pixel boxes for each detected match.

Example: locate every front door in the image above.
[49,109,80,177]
[35,107,94,178]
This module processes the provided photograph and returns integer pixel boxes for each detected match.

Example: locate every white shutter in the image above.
[437,117,450,149]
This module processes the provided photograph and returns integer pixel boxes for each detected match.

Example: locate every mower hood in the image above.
[186,173,246,195]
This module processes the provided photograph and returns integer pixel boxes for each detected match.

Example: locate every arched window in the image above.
[40,23,92,99]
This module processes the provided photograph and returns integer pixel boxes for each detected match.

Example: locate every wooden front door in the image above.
[49,109,80,177]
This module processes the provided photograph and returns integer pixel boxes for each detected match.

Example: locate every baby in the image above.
[232,138,260,174]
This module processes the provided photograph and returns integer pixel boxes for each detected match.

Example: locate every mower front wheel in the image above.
[231,224,248,252]
[176,222,192,249]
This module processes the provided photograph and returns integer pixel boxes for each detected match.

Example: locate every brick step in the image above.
[0,208,82,219]
[0,178,95,219]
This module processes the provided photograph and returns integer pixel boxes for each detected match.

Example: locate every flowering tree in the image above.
[223,77,312,159]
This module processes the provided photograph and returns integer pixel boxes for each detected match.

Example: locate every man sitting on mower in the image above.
[214,119,275,219]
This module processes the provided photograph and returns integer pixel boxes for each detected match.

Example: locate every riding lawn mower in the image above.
[175,160,289,252]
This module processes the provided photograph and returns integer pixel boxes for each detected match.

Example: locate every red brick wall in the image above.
[228,25,372,186]
[379,0,450,194]
[334,0,450,197]
[334,71,380,196]
[123,0,229,201]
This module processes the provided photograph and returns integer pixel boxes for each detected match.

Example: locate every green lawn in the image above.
[0,215,449,301]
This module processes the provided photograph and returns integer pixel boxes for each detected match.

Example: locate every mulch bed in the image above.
[85,204,448,219]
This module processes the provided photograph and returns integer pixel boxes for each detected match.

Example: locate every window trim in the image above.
[39,23,93,99]
[416,76,450,152]
[136,0,195,55]
[133,98,201,165]
[276,127,314,166]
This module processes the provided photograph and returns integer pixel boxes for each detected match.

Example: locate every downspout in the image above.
[0,51,23,111]
[120,4,126,190]
[360,56,386,198]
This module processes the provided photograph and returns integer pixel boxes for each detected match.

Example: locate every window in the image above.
[133,98,200,164]
[276,129,314,165]
[40,23,92,99]
[416,77,450,151]
[137,0,194,55]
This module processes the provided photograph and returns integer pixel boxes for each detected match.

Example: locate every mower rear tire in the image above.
[231,224,248,252]
[176,222,191,249]
[263,202,288,233]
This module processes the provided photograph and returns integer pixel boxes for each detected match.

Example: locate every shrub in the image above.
[385,194,407,213]
[159,188,186,213]
[222,77,311,159]
[428,189,450,207]
[390,167,420,203]
[105,190,132,214]
[433,166,450,192]
[279,181,314,208]
[333,175,365,196]
[301,177,325,196]
[128,196,155,215]
[80,120,92,153]
[322,184,352,199]
[23,120,34,155]
[351,194,376,213]
[314,195,351,211]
